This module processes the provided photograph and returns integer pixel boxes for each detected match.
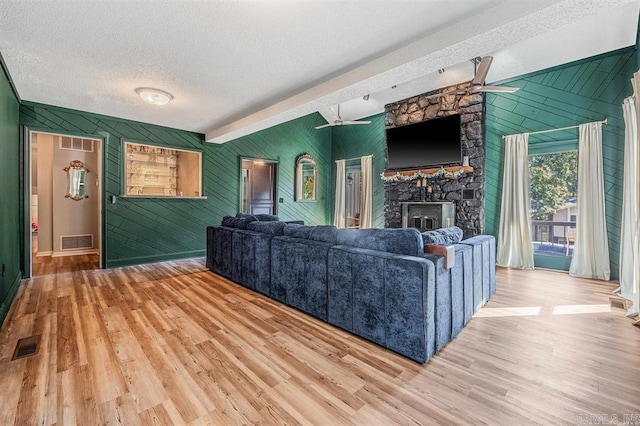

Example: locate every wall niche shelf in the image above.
[382,165,473,181]
[123,141,202,197]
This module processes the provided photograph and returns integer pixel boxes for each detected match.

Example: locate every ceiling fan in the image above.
[315,104,371,129]
[425,56,519,100]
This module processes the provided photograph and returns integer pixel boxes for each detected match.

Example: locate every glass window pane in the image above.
[530,150,578,259]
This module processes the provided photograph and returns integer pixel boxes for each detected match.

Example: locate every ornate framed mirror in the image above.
[295,154,317,202]
[64,160,90,201]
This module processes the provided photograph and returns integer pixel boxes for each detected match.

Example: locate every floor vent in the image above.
[61,234,93,250]
[12,335,40,360]
[609,297,631,311]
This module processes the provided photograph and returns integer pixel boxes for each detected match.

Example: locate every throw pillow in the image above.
[255,214,280,222]
[221,215,235,227]
[246,221,285,235]
[422,226,464,245]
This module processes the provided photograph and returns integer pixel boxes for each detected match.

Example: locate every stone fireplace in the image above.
[402,202,456,232]
[383,82,486,237]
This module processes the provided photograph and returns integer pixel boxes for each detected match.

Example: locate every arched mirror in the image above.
[64,160,90,201]
[295,154,317,202]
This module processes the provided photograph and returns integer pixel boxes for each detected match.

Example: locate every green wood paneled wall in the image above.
[0,62,21,326]
[330,113,386,228]
[485,47,636,279]
[206,112,332,227]
[20,102,331,267]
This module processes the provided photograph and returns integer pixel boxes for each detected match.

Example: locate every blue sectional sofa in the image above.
[206,215,495,363]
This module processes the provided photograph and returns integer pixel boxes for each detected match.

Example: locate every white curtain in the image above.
[497,133,534,269]
[632,72,640,317]
[620,95,639,316]
[360,155,373,229]
[569,122,610,280]
[334,160,346,228]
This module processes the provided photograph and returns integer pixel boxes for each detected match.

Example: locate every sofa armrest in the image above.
[424,244,455,269]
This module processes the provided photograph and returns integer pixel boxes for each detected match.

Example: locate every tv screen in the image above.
[385,114,461,170]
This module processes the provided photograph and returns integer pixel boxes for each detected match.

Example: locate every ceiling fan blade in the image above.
[471,56,493,86]
[342,120,372,125]
[424,89,467,100]
[315,123,333,129]
[475,85,520,93]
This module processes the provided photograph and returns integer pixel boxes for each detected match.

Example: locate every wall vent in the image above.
[59,136,95,152]
[61,234,93,250]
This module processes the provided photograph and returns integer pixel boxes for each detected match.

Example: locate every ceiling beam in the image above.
[205,0,633,143]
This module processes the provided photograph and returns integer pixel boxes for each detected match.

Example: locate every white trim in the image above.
[35,251,52,257]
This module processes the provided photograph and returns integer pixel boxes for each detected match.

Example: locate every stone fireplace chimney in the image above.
[383,83,486,237]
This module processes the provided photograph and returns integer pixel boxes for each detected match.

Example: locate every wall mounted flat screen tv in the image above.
[385,114,462,170]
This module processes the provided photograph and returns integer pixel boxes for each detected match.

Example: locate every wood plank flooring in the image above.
[31,235,100,277]
[1,259,639,425]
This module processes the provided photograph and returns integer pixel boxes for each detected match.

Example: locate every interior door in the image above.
[241,160,277,215]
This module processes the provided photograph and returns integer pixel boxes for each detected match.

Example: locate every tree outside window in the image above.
[529,151,578,220]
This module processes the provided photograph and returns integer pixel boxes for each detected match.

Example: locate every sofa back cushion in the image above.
[283,224,338,244]
[336,228,424,257]
[422,226,464,245]
[246,221,286,235]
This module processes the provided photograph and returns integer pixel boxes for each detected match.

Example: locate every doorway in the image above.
[345,164,362,228]
[240,158,278,215]
[28,131,102,276]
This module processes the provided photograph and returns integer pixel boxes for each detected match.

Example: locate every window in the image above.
[529,150,577,258]
[123,141,203,197]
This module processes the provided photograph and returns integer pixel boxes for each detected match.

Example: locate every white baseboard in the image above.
[52,249,99,258]
[36,251,53,257]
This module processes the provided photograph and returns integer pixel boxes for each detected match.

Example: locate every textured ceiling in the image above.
[0,0,638,143]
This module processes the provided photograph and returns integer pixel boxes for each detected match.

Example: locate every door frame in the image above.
[238,156,279,215]
[22,127,106,277]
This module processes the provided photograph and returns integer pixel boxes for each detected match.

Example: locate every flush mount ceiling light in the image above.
[135,87,173,105]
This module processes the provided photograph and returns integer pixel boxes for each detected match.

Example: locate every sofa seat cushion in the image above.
[246,221,286,235]
[233,228,274,296]
[460,235,496,309]
[283,224,338,244]
[422,226,464,245]
[271,236,332,320]
[328,245,436,363]
[453,244,474,326]
[336,228,424,257]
